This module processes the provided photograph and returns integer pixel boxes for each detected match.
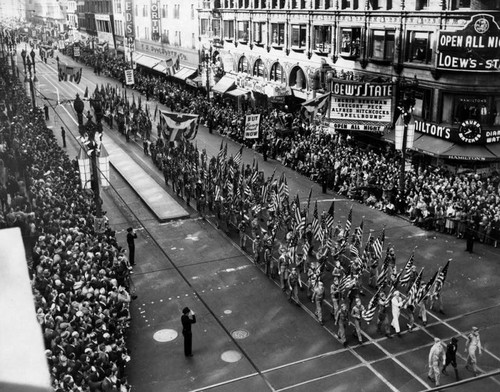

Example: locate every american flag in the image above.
[251,203,262,215]
[384,269,403,306]
[306,188,312,211]
[432,259,451,297]
[376,251,391,288]
[214,184,222,201]
[312,201,321,240]
[404,267,424,308]
[360,233,372,271]
[316,227,325,244]
[417,270,438,305]
[294,194,302,227]
[234,146,243,166]
[324,201,335,229]
[302,241,310,255]
[349,243,359,258]
[217,140,224,164]
[261,183,269,204]
[343,206,353,239]
[372,227,385,260]
[362,287,382,322]
[339,274,356,292]
[400,250,416,287]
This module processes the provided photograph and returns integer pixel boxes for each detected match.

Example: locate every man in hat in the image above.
[311,280,325,325]
[126,227,137,266]
[465,327,482,376]
[288,266,302,305]
[428,337,445,386]
[351,297,365,344]
[391,290,403,337]
[335,302,349,348]
[181,307,196,357]
[442,337,459,381]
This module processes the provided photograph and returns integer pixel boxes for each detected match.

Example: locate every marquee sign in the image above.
[415,119,500,144]
[328,80,393,132]
[437,14,500,71]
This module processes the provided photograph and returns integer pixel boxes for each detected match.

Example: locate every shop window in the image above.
[200,19,209,36]
[271,23,285,46]
[212,19,221,38]
[405,31,433,64]
[253,22,266,45]
[340,27,361,57]
[412,88,432,121]
[415,0,429,10]
[291,25,307,48]
[289,66,307,89]
[370,29,395,61]
[238,56,250,73]
[442,94,496,126]
[224,20,234,40]
[269,62,286,83]
[313,25,331,53]
[237,21,249,42]
[253,58,266,77]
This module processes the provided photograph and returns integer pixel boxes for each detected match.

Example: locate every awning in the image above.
[485,142,500,158]
[135,53,162,69]
[172,67,197,81]
[410,133,455,156]
[152,60,172,74]
[132,52,143,63]
[225,88,249,97]
[186,75,202,88]
[212,75,236,94]
[440,144,498,161]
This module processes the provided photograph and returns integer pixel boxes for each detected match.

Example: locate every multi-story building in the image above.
[66,0,78,29]
[121,0,200,80]
[199,0,500,169]
[0,0,27,21]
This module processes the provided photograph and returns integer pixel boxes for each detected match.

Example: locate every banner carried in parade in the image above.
[244,114,260,139]
[160,111,199,143]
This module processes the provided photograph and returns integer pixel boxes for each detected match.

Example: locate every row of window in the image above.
[210,0,475,10]
[130,3,195,20]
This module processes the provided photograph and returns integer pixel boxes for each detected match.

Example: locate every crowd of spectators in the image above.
[0,77,132,390]
[75,50,500,247]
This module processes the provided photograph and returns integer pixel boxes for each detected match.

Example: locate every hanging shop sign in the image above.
[415,119,500,144]
[244,114,260,139]
[124,69,135,85]
[125,0,135,39]
[437,14,500,71]
[328,80,393,132]
[151,0,161,41]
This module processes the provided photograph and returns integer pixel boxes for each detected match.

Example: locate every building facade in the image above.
[198,0,500,168]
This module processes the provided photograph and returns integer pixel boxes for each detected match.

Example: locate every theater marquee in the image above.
[328,80,393,132]
[437,14,500,71]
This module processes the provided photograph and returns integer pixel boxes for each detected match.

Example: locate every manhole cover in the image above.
[224,309,232,315]
[221,350,242,363]
[153,329,178,342]
[231,329,249,340]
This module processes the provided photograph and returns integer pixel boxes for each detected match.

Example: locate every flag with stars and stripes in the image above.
[294,194,302,227]
[234,146,243,166]
[400,250,416,287]
[312,201,321,241]
[404,268,423,308]
[349,243,359,258]
[360,233,372,271]
[343,206,353,240]
[338,274,356,293]
[417,270,438,305]
[372,227,385,260]
[324,201,335,229]
[376,250,391,288]
[362,287,382,322]
[431,259,451,298]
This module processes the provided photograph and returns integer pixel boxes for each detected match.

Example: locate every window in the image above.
[415,0,430,10]
[271,23,285,46]
[201,19,209,35]
[192,33,196,49]
[145,27,149,40]
[269,63,285,83]
[370,30,395,61]
[341,0,359,9]
[405,31,433,64]
[191,4,195,19]
[340,27,360,57]
[213,19,221,38]
[253,22,266,44]
[135,4,138,16]
[291,25,307,48]
[412,88,432,121]
[313,25,331,52]
[143,4,148,17]
[162,29,169,44]
[174,4,180,18]
[452,0,471,8]
[442,95,495,126]
[238,56,250,73]
[224,20,234,40]
[237,21,249,42]
[290,66,306,89]
[253,58,266,77]
[162,4,167,18]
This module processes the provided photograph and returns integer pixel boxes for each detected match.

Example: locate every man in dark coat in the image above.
[126,227,137,266]
[181,307,196,357]
[442,337,459,381]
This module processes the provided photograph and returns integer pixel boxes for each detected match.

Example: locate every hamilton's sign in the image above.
[415,119,500,144]
[437,14,500,71]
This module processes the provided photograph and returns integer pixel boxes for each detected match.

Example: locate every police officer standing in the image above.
[181,307,196,357]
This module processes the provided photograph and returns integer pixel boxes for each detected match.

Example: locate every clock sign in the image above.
[458,119,482,143]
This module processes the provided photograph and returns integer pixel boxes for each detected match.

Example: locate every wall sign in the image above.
[244,114,260,139]
[125,0,135,39]
[151,0,160,41]
[437,14,500,71]
[415,119,500,144]
[329,80,393,132]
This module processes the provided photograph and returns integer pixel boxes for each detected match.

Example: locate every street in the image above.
[26,48,500,392]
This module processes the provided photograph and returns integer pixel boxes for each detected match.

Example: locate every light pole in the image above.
[395,76,418,213]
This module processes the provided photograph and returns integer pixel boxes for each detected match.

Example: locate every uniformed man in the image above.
[278,251,290,292]
[330,277,341,320]
[311,280,325,325]
[442,337,459,381]
[351,297,365,344]
[287,266,301,305]
[377,292,391,338]
[332,260,344,281]
[335,302,349,348]
[428,338,446,386]
[238,218,248,250]
[465,326,482,377]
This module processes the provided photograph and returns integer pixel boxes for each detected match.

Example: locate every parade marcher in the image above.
[335,302,349,348]
[126,227,137,266]
[465,326,482,377]
[332,259,344,281]
[330,277,341,320]
[44,103,49,120]
[60,127,66,148]
[311,280,325,325]
[287,266,302,305]
[465,220,476,253]
[253,234,262,264]
[238,218,247,250]
[428,337,446,386]
[406,303,416,332]
[181,307,196,357]
[442,337,459,381]
[377,292,391,338]
[351,297,365,344]
[418,287,428,327]
[278,250,290,292]
[390,290,403,337]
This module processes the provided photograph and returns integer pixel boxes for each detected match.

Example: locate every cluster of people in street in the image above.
[0,75,132,390]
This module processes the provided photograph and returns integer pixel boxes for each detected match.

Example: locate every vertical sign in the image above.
[151,0,160,41]
[125,69,135,85]
[244,114,260,139]
[125,0,135,40]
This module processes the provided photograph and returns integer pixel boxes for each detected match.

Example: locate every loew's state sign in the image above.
[437,14,500,71]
